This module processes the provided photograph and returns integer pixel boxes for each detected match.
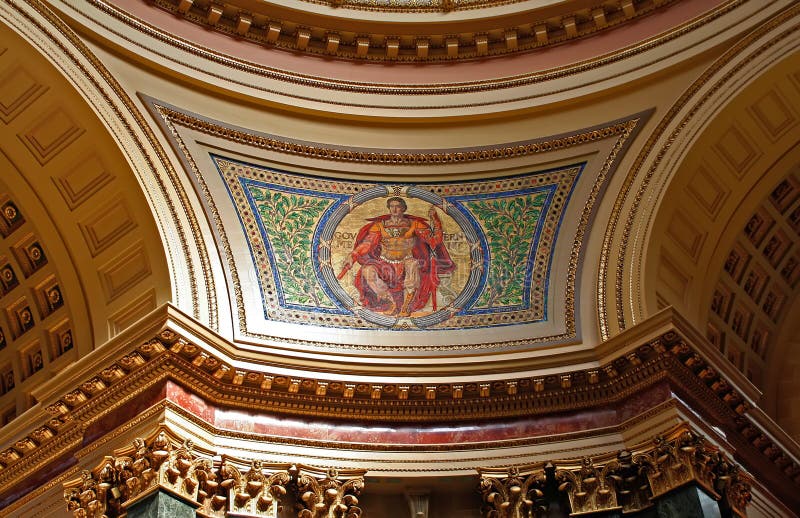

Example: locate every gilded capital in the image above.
[478,465,547,518]
[477,425,751,518]
[556,457,621,515]
[293,465,366,518]
[633,429,717,500]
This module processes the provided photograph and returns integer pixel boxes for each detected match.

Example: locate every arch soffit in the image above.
[0,4,174,353]
[598,4,800,342]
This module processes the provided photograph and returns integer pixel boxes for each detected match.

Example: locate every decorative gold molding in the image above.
[143,329,687,416]
[0,323,766,464]
[149,0,680,62]
[294,465,365,518]
[555,458,623,515]
[198,458,291,517]
[159,105,635,164]
[478,466,547,517]
[478,424,752,517]
[271,0,608,14]
[63,426,364,518]
[635,429,716,500]
[63,429,209,517]
[73,0,746,101]
[0,307,795,509]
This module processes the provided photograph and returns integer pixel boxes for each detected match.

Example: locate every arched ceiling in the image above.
[642,44,800,378]
[643,51,800,438]
[0,20,171,422]
[1,0,799,440]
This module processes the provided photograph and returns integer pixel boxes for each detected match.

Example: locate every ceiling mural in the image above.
[213,156,582,331]
[148,99,646,349]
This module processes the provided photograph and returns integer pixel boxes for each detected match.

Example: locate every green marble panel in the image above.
[126,490,196,518]
[655,485,721,518]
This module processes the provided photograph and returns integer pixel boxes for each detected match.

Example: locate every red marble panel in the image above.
[205,403,620,445]
[163,380,674,446]
[0,452,77,510]
[83,382,168,445]
[615,381,672,422]
[165,380,216,423]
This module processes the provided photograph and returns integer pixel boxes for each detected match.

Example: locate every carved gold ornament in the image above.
[63,427,365,518]
[478,425,752,518]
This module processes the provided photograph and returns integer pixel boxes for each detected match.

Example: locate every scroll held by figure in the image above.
[340,197,455,317]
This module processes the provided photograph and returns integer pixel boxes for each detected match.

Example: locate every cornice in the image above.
[31,304,762,395]
[146,0,683,62]
[0,304,796,505]
[51,0,763,107]
[0,305,795,511]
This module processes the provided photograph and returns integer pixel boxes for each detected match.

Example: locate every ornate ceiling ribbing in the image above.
[0,190,73,426]
[707,171,800,385]
[596,0,800,342]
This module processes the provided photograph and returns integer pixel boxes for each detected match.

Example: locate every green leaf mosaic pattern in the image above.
[248,186,335,308]
[466,193,547,309]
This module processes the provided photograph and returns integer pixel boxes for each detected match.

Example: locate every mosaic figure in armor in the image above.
[341,197,455,316]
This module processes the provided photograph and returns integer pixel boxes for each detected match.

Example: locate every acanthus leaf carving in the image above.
[633,429,718,500]
[478,465,547,518]
[64,468,112,518]
[478,425,751,518]
[294,465,366,518]
[608,450,652,513]
[64,427,354,518]
[64,429,210,516]
[556,457,621,515]
[228,459,291,517]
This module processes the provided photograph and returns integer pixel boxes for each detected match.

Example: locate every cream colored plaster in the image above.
[49,0,787,117]
[608,5,800,341]
[0,11,172,422]
[646,54,800,324]
[644,50,800,401]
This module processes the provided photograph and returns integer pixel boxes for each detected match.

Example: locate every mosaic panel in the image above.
[215,156,582,330]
